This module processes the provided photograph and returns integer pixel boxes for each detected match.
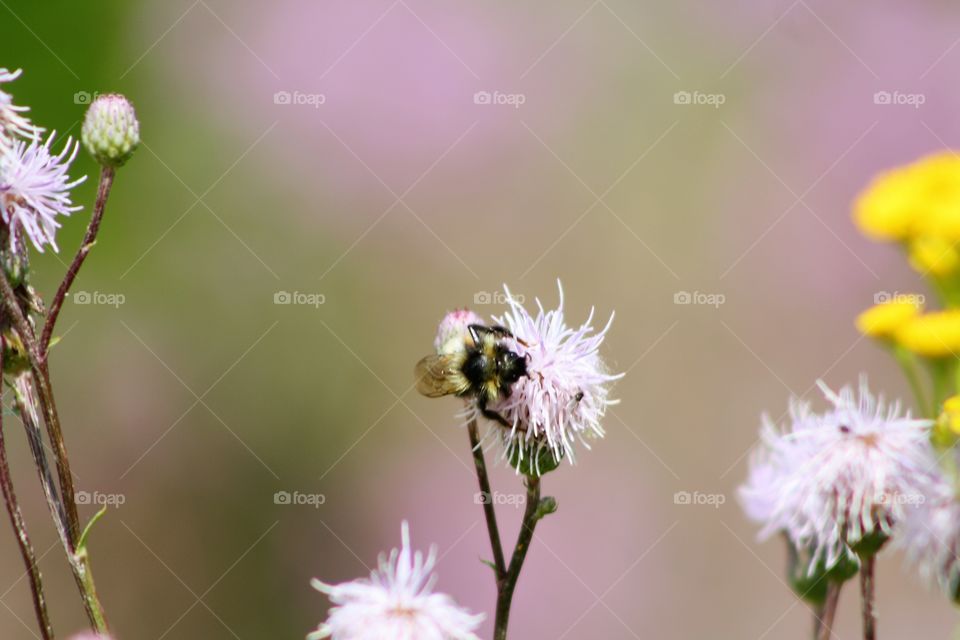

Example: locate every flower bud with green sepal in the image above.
[851,529,889,559]
[786,538,859,606]
[508,440,562,476]
[81,94,139,168]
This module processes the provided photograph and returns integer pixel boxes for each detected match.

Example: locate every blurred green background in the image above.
[3,0,960,638]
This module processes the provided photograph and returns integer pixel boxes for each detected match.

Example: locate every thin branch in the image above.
[494,475,542,640]
[0,343,54,640]
[467,417,506,579]
[817,582,841,640]
[41,166,115,355]
[0,271,80,542]
[0,267,108,631]
[860,555,876,640]
[11,376,70,553]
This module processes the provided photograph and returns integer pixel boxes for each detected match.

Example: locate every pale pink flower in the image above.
[310,522,483,640]
[0,69,41,154]
[486,281,621,472]
[434,308,484,356]
[740,378,936,572]
[899,470,960,598]
[0,132,85,252]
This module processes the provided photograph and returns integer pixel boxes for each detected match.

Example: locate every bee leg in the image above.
[480,406,513,429]
[476,395,513,429]
[488,325,513,338]
[489,325,531,348]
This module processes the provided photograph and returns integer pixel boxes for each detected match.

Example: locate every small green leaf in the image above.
[77,506,107,551]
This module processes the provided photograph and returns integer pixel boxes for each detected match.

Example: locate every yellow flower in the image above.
[895,309,960,357]
[855,299,923,339]
[854,152,960,242]
[908,235,960,276]
[854,166,926,241]
[933,395,960,448]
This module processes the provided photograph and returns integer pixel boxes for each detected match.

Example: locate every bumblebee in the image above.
[415,324,528,426]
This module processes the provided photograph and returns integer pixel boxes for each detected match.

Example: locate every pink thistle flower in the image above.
[0,132,86,252]
[486,281,621,473]
[0,69,42,154]
[434,308,484,356]
[740,378,936,572]
[67,634,113,640]
[899,471,960,599]
[309,522,483,640]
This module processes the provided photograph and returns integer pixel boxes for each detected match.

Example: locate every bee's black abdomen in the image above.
[461,351,489,391]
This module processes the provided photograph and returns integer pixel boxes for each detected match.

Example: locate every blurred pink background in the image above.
[4,0,960,637]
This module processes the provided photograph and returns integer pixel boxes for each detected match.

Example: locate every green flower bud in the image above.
[851,530,888,558]
[534,496,558,520]
[2,330,30,377]
[81,94,139,167]
[788,547,858,605]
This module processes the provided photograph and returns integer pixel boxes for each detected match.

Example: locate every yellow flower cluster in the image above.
[895,309,960,358]
[854,299,960,357]
[855,152,960,276]
[934,395,960,448]
[855,299,922,339]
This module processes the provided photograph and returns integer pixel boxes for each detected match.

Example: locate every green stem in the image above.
[929,358,951,415]
[41,166,114,355]
[0,268,109,633]
[0,345,54,640]
[817,582,841,640]
[493,475,542,640]
[892,346,931,417]
[860,554,876,640]
[467,417,506,579]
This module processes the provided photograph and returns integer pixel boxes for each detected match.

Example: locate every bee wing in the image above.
[414,354,468,397]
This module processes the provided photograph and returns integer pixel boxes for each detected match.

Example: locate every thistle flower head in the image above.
[0,132,86,253]
[434,308,484,356]
[81,93,139,167]
[740,378,936,572]
[0,69,42,155]
[310,521,483,640]
[899,473,960,600]
[486,281,621,473]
